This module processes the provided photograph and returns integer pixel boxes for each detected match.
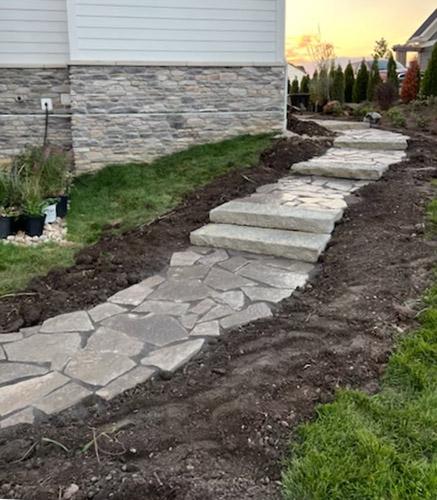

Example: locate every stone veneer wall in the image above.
[0,68,72,159]
[70,66,286,172]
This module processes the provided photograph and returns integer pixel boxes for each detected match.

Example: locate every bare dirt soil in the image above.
[0,136,329,334]
[0,134,435,500]
[287,114,336,137]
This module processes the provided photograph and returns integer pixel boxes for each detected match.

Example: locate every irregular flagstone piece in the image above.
[150,279,211,302]
[0,408,35,428]
[334,129,408,150]
[242,287,293,304]
[34,382,92,415]
[198,249,229,266]
[167,264,210,281]
[88,303,127,323]
[190,321,221,338]
[103,314,188,347]
[141,339,205,373]
[219,255,250,272]
[20,326,40,337]
[40,311,94,333]
[0,332,23,343]
[85,327,144,357]
[238,262,309,290]
[133,301,190,316]
[109,283,154,306]
[5,333,82,371]
[0,347,5,360]
[0,372,69,417]
[201,305,234,323]
[97,366,156,401]
[141,275,166,288]
[170,251,201,267]
[256,256,315,274]
[212,290,245,310]
[65,350,136,387]
[180,315,198,330]
[220,303,273,330]
[0,363,48,385]
[190,298,216,316]
[204,267,256,291]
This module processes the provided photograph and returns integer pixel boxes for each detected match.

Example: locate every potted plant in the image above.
[0,173,12,239]
[20,179,47,237]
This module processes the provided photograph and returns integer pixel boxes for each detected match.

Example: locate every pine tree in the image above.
[401,59,421,103]
[291,77,299,94]
[387,54,399,92]
[300,75,310,93]
[353,60,369,103]
[332,65,345,102]
[344,62,355,102]
[422,43,437,97]
[367,57,382,101]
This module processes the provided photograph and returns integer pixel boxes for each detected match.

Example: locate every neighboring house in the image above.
[287,63,307,83]
[394,9,437,71]
[0,0,287,172]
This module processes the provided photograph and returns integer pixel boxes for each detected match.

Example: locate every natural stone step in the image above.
[292,160,387,180]
[302,119,370,131]
[210,201,341,234]
[334,132,408,151]
[190,224,331,263]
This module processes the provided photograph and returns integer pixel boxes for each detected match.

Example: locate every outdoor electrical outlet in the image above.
[41,98,53,112]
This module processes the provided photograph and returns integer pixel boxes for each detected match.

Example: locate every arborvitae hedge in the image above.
[300,75,310,93]
[353,60,369,103]
[367,58,382,101]
[332,65,345,103]
[344,62,355,102]
[422,44,437,97]
[291,77,300,94]
[387,54,399,92]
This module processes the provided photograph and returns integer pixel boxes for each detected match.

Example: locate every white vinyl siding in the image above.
[0,0,69,65]
[67,0,285,64]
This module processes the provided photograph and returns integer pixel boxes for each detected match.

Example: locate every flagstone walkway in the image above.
[0,121,409,428]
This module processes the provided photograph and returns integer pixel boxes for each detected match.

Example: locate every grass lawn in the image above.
[0,134,272,295]
[282,194,437,499]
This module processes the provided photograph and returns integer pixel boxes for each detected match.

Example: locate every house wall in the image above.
[67,0,284,65]
[70,65,285,171]
[0,67,72,159]
[0,0,69,66]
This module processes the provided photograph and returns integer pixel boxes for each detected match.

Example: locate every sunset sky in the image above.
[286,0,436,69]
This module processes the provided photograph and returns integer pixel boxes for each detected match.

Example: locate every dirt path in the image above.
[0,135,435,500]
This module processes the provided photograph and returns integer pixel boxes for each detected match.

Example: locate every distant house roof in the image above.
[411,9,437,40]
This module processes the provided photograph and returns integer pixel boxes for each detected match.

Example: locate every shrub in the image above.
[387,107,406,128]
[310,67,330,108]
[401,60,421,103]
[332,65,345,103]
[323,100,343,115]
[300,75,310,93]
[352,102,375,118]
[367,57,382,101]
[353,60,369,103]
[375,81,398,110]
[422,43,437,97]
[344,62,355,102]
[291,77,300,94]
[387,54,399,92]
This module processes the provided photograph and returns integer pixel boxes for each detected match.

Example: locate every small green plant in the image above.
[20,178,47,217]
[353,102,375,118]
[387,107,406,128]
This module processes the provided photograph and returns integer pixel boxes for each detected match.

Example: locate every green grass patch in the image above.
[0,134,272,293]
[0,243,77,296]
[282,266,437,496]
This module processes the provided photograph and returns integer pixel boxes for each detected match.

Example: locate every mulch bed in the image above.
[0,133,436,500]
[0,136,330,333]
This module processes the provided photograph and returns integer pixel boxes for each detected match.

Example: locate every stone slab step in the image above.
[210,201,342,234]
[334,135,408,151]
[190,224,331,263]
[302,119,370,131]
[292,160,387,180]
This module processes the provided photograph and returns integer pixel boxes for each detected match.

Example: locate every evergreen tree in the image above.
[372,38,390,59]
[300,75,310,93]
[401,59,421,103]
[387,54,399,92]
[367,57,382,101]
[353,60,369,103]
[291,77,299,94]
[344,62,355,102]
[332,65,345,102]
[422,43,437,97]
[329,63,336,100]
[319,66,330,104]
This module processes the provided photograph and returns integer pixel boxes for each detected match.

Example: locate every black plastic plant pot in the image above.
[0,216,12,239]
[56,195,69,218]
[24,215,45,237]
[11,214,25,234]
